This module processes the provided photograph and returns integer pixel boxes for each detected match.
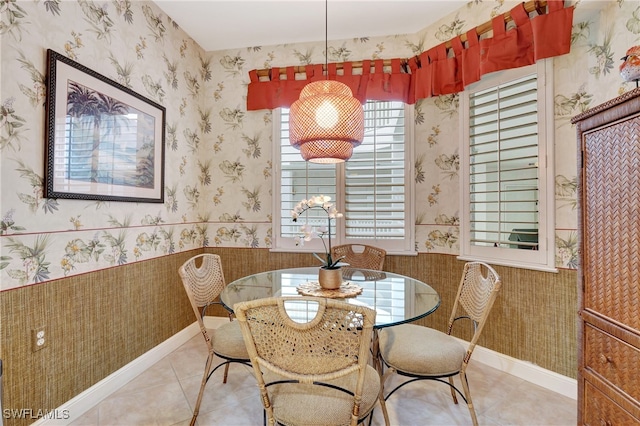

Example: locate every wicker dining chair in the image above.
[331,244,386,270]
[377,262,501,426]
[235,296,389,426]
[178,254,250,426]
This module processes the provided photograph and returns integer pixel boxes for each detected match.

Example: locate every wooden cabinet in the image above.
[572,88,640,424]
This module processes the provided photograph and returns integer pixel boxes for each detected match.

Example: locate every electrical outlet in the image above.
[32,326,47,351]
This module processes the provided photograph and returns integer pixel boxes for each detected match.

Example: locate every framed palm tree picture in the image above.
[44,49,165,203]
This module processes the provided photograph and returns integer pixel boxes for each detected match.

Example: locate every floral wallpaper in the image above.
[1,0,638,291]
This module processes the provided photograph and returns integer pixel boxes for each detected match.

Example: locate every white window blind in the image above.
[460,61,556,272]
[345,101,406,240]
[279,108,338,241]
[468,74,539,249]
[274,100,414,254]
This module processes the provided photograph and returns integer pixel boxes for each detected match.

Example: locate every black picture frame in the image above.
[44,49,165,203]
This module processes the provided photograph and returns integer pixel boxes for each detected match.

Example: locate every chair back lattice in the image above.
[236,297,378,426]
[178,254,226,308]
[449,262,502,346]
[178,254,247,426]
[331,244,386,270]
[236,297,375,380]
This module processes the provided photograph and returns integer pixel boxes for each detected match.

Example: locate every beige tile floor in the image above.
[70,334,577,426]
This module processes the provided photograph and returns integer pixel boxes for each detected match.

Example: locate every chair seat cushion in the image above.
[265,365,381,426]
[378,323,465,376]
[210,320,249,360]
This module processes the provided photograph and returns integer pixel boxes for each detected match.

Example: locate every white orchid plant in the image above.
[291,195,345,269]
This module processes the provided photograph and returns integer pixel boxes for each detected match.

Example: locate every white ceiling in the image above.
[152,1,467,52]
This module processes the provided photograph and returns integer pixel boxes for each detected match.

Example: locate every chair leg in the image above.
[448,376,459,404]
[222,362,230,384]
[191,351,215,426]
[459,370,478,426]
[378,366,397,426]
[377,387,390,426]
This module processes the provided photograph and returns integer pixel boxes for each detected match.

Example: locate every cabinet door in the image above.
[584,323,640,401]
[583,380,640,425]
[582,113,640,333]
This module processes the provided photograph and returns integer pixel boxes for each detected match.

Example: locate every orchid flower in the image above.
[291,195,345,269]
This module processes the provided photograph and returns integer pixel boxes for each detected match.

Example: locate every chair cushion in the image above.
[265,365,381,426]
[210,320,249,360]
[378,323,465,376]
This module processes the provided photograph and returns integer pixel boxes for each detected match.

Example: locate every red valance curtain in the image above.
[246,0,573,111]
[247,58,412,110]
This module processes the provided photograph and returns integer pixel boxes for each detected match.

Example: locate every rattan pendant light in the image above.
[289,0,364,163]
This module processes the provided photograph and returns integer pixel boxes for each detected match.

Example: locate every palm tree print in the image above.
[628,6,640,34]
[1,97,27,151]
[240,224,259,248]
[166,122,178,151]
[113,0,133,24]
[435,214,459,226]
[571,21,591,45]
[199,55,212,81]
[184,71,200,98]
[241,186,261,212]
[108,53,133,88]
[163,55,179,89]
[328,43,352,62]
[14,159,59,214]
[427,229,458,249]
[78,0,114,41]
[198,107,212,134]
[1,209,25,235]
[142,4,165,42]
[556,175,578,210]
[183,128,199,153]
[405,35,426,57]
[165,184,178,212]
[219,108,244,130]
[198,160,212,186]
[556,232,578,269]
[0,0,28,40]
[43,0,61,15]
[142,74,165,102]
[219,159,245,183]
[5,235,51,284]
[241,133,261,158]
[219,53,245,77]
[435,153,459,180]
[66,81,157,187]
[16,50,46,107]
[554,84,592,117]
[435,15,464,41]
[292,49,313,65]
[415,154,426,184]
[588,28,614,77]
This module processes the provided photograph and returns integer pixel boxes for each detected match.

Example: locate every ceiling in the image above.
[152,1,467,52]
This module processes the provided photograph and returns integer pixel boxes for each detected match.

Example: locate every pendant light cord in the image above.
[325,0,328,79]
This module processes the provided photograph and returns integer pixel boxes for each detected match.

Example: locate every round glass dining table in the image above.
[220,267,440,329]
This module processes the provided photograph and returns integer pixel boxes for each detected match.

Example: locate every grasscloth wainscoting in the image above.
[0,249,576,426]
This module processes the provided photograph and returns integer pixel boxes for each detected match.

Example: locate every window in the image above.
[459,61,556,272]
[273,100,414,255]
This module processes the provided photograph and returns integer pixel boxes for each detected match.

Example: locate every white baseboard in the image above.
[454,337,577,400]
[36,319,576,425]
[34,322,204,425]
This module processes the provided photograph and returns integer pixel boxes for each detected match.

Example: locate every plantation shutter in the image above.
[277,101,412,253]
[344,101,406,240]
[279,108,338,240]
[468,73,539,250]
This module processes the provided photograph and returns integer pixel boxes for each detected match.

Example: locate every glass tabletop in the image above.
[220,267,440,329]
